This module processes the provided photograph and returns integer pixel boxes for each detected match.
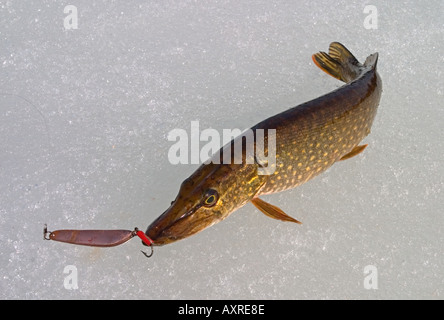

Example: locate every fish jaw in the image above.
[145,202,221,246]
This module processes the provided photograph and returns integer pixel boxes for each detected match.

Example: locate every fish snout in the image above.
[144,204,186,246]
[145,217,172,246]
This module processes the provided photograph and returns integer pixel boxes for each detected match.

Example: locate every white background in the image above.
[1,0,442,299]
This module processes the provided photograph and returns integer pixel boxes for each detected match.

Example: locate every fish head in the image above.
[145,162,266,246]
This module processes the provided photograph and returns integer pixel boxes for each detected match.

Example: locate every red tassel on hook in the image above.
[136,229,154,257]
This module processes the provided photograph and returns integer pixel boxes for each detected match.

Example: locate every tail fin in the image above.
[312,42,362,83]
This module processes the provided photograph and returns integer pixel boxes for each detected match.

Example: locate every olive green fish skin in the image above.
[146,43,382,246]
[256,67,382,194]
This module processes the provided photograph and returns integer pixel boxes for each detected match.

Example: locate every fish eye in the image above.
[203,189,219,207]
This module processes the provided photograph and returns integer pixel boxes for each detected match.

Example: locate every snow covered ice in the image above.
[0,0,443,299]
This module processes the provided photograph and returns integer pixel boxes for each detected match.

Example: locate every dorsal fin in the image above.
[339,144,368,161]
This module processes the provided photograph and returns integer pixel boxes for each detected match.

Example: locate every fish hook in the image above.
[134,228,155,258]
[141,246,154,258]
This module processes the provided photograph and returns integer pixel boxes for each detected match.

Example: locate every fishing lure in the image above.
[44,224,154,257]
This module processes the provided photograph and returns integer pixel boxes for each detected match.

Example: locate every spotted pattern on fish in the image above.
[146,42,382,246]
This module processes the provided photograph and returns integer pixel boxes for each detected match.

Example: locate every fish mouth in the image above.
[144,222,180,246]
[145,202,218,246]
[144,227,182,246]
[144,205,196,246]
[141,232,177,246]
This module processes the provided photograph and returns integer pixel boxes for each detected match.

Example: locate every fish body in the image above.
[146,42,382,246]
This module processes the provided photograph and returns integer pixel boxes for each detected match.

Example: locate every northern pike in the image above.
[146,42,382,246]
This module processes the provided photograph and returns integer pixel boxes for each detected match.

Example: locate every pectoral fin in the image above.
[251,197,302,224]
[339,144,368,161]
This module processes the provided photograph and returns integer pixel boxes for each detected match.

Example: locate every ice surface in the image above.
[1,0,443,299]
